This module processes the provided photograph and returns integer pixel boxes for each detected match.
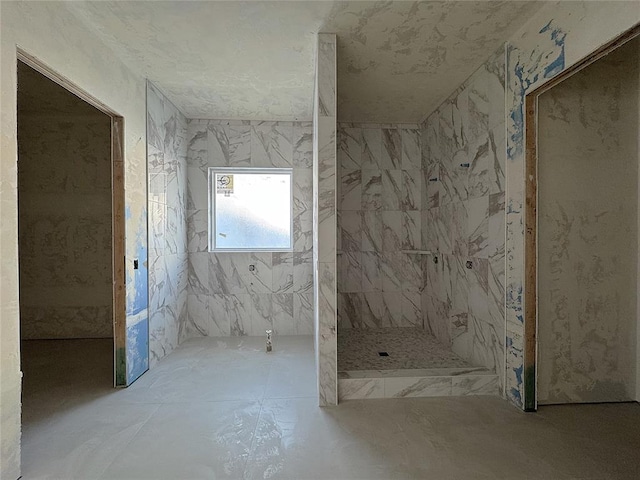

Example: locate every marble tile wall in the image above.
[420,46,506,391]
[184,118,313,337]
[336,123,425,330]
[147,82,188,366]
[18,94,113,339]
[314,33,338,406]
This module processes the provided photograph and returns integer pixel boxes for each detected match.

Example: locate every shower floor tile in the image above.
[338,327,474,371]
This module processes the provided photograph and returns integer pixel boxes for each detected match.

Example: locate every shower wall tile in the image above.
[421,45,506,390]
[362,211,383,252]
[338,127,362,169]
[340,169,362,211]
[381,128,402,169]
[401,129,421,170]
[401,169,421,211]
[361,128,382,169]
[337,123,423,330]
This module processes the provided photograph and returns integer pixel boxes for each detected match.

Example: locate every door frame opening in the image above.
[17,49,126,386]
[523,24,640,411]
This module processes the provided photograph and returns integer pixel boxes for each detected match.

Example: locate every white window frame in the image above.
[208,167,294,252]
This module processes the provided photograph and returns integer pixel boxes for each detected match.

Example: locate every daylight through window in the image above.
[208,168,293,251]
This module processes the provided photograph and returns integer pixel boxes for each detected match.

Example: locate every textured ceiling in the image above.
[66,1,543,123]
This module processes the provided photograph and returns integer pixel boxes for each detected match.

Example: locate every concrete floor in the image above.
[20,337,640,479]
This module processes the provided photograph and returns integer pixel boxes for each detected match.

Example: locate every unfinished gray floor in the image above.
[21,337,640,480]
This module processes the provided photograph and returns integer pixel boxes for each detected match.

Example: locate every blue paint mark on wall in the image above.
[507,20,567,161]
[126,319,149,383]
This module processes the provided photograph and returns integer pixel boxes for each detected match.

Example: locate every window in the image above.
[208,168,293,251]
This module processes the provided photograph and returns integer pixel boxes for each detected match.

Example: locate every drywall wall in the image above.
[421,46,507,391]
[147,82,188,365]
[1,2,148,477]
[336,123,423,330]
[504,1,640,409]
[18,62,113,339]
[183,118,313,337]
[537,37,639,404]
[314,33,338,406]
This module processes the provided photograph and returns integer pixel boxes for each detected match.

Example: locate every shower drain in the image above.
[378,352,389,356]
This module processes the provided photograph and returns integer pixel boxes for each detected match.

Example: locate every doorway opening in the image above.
[524,27,640,408]
[17,55,126,436]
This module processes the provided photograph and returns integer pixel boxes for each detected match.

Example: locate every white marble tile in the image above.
[450,201,469,257]
[208,294,232,336]
[468,135,491,199]
[488,191,505,261]
[361,169,382,211]
[436,203,453,255]
[361,252,382,293]
[362,211,383,252]
[467,196,489,258]
[401,252,423,293]
[401,128,421,170]
[385,376,452,398]
[149,172,166,204]
[338,378,384,400]
[401,169,421,211]
[382,211,402,252]
[402,211,421,250]
[251,122,293,168]
[338,127,361,169]
[149,201,165,254]
[272,293,295,335]
[293,252,313,294]
[362,292,384,328]
[272,252,293,294]
[186,294,209,337]
[467,257,489,323]
[338,251,361,293]
[451,374,499,396]
[402,292,422,328]
[188,252,209,295]
[340,169,361,211]
[186,165,208,210]
[338,292,363,329]
[317,35,336,117]
[381,292,403,327]
[380,252,403,293]
[293,210,313,254]
[186,122,209,167]
[228,294,251,336]
[293,167,312,218]
[249,293,273,336]
[361,128,381,169]
[339,210,362,252]
[186,209,208,253]
[489,123,506,195]
[381,169,402,210]
[294,292,313,335]
[380,128,401,169]
[293,124,313,168]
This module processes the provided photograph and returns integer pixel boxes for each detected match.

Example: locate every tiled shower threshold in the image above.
[337,328,499,401]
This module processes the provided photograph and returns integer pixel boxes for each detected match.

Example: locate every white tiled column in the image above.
[313,33,338,406]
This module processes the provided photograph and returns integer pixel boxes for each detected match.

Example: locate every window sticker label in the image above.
[216,174,234,195]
